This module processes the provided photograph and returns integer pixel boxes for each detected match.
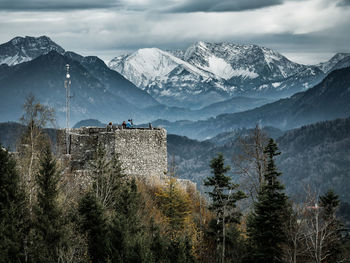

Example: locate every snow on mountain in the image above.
[109,48,214,88]
[330,56,350,72]
[109,42,326,107]
[182,41,302,81]
[0,36,65,66]
[109,48,228,108]
[317,53,350,73]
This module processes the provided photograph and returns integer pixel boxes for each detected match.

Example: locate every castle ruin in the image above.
[57,126,195,190]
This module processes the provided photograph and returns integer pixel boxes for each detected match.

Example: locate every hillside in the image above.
[0,50,160,126]
[154,66,350,140]
[166,117,350,202]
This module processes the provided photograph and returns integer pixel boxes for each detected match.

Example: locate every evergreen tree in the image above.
[110,178,151,262]
[78,191,110,263]
[0,146,28,263]
[30,146,66,263]
[247,139,289,263]
[89,142,126,209]
[204,153,245,263]
[168,235,195,263]
[149,218,170,263]
[319,189,343,263]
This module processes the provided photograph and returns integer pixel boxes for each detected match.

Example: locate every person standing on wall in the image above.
[126,119,132,128]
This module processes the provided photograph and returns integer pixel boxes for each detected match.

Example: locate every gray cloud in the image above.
[166,0,283,13]
[337,0,350,6]
[0,0,349,65]
[0,0,121,11]
[0,0,285,12]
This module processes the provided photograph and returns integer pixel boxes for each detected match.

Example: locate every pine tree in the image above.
[110,178,151,262]
[30,146,66,263]
[149,218,170,263]
[0,146,28,263]
[78,191,110,263]
[319,189,342,263]
[247,139,289,263]
[89,142,126,209]
[204,153,245,263]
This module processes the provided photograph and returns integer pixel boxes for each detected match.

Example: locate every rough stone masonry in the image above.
[57,127,168,184]
[57,126,196,191]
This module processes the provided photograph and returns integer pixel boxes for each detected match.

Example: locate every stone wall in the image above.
[57,127,168,181]
[57,126,196,191]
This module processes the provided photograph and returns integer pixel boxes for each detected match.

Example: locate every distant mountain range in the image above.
[0,49,161,126]
[152,66,350,140]
[0,36,280,125]
[166,117,350,203]
[109,42,350,108]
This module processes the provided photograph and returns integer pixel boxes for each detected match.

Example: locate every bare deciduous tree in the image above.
[284,187,344,263]
[17,94,55,211]
[233,125,268,204]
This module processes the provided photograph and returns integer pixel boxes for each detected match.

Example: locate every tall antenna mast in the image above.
[64,64,71,154]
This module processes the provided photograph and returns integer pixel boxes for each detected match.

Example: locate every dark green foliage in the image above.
[110,178,151,263]
[30,146,66,263]
[81,144,152,262]
[90,142,126,209]
[149,219,170,263]
[204,153,245,223]
[319,189,343,263]
[204,153,246,262]
[78,191,110,263]
[247,139,289,263]
[0,146,28,263]
[168,236,195,263]
[224,225,248,263]
[320,189,340,217]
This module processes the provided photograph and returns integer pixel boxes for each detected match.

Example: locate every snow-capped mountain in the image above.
[317,53,350,73]
[109,47,229,107]
[0,36,275,124]
[0,36,65,66]
[109,42,327,107]
[331,56,350,72]
[180,41,301,81]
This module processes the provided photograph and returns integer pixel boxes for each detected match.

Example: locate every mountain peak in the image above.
[10,35,57,47]
[317,52,350,73]
[109,41,326,107]
[0,35,65,66]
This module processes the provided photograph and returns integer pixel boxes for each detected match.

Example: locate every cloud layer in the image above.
[166,0,283,12]
[0,0,284,12]
[0,0,349,64]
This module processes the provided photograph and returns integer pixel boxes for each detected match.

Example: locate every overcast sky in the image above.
[0,0,349,64]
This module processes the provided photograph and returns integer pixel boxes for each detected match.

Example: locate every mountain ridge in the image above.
[0,36,65,66]
[151,66,350,140]
[108,41,349,107]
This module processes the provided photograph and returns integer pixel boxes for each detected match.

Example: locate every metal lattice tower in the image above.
[64,64,71,154]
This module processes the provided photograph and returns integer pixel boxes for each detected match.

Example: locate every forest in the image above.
[1,96,350,263]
